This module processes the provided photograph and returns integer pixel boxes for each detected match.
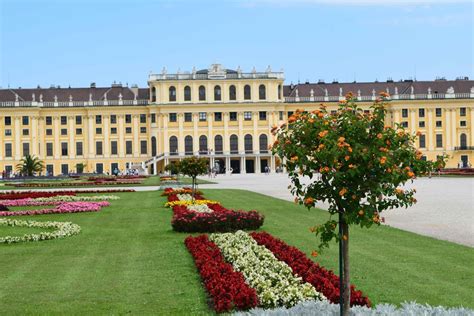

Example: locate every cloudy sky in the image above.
[0,0,472,88]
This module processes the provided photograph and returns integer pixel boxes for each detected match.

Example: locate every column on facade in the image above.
[253,111,258,154]
[178,113,184,155]
[104,115,110,156]
[38,117,45,159]
[54,116,61,159]
[118,114,125,156]
[451,108,457,149]
[31,116,39,157]
[223,112,229,154]
[445,109,451,150]
[208,113,214,152]
[270,155,276,173]
[393,110,400,128]
[87,115,94,158]
[470,108,474,147]
[153,160,158,175]
[427,108,434,151]
[132,114,139,157]
[410,109,416,135]
[193,113,199,155]
[162,114,169,155]
[14,116,21,160]
[255,156,261,174]
[238,112,244,154]
[240,156,246,174]
[68,116,75,158]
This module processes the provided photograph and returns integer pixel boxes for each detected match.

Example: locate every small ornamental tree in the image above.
[179,156,208,201]
[165,161,181,181]
[16,155,44,177]
[271,93,439,315]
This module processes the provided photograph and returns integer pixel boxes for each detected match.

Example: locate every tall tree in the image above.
[16,155,45,177]
[272,93,439,315]
[178,156,208,201]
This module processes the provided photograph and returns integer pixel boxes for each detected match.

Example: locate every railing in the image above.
[454,146,474,151]
[285,92,473,103]
[149,72,285,81]
[0,99,149,108]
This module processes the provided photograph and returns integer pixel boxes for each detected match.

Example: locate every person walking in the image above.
[229,167,233,176]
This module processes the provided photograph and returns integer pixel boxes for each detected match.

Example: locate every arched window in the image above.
[169,86,176,102]
[214,135,223,154]
[259,134,268,153]
[460,133,467,148]
[199,135,208,154]
[230,134,238,154]
[244,85,251,100]
[169,136,178,155]
[229,85,236,101]
[151,136,157,156]
[199,85,206,101]
[259,84,266,100]
[244,134,253,153]
[185,136,193,155]
[214,85,222,101]
[184,86,191,101]
[151,87,156,102]
[278,84,282,100]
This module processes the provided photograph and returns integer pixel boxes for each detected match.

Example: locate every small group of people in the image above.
[208,167,219,178]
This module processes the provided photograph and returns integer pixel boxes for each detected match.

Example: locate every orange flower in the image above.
[407,171,415,178]
[348,164,355,169]
[379,91,390,98]
[351,194,357,200]
[347,147,353,153]
[416,131,422,137]
[344,155,350,161]
[318,143,325,150]
[285,140,291,145]
[288,116,297,123]
[339,99,347,105]
[318,112,324,118]
[304,197,315,206]
[395,188,404,195]
[273,140,279,146]
[290,156,299,162]
[324,166,330,173]
[318,130,329,138]
[345,92,354,99]
[311,250,318,257]
[358,210,364,216]
[377,133,383,139]
[338,136,346,143]
[386,168,392,173]
[380,156,387,165]
[308,118,315,123]
[270,125,278,135]
[339,188,348,196]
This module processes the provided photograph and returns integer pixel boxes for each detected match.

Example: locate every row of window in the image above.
[400,120,468,128]
[4,126,148,137]
[3,140,148,158]
[152,84,282,103]
[401,107,467,118]
[418,133,469,148]
[2,162,123,176]
[168,111,269,123]
[2,114,155,126]
[168,134,268,155]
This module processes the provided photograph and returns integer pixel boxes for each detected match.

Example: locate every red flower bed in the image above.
[13,181,142,188]
[185,234,258,312]
[250,232,371,307]
[172,203,264,233]
[0,191,76,200]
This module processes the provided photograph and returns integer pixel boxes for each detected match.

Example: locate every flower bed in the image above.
[185,234,258,312]
[164,188,264,233]
[0,191,76,200]
[0,218,81,244]
[250,231,371,307]
[0,201,110,217]
[13,181,142,188]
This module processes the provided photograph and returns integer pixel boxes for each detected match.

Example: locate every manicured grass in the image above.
[0,189,472,315]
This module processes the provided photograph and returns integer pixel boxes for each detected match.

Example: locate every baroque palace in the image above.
[0,64,473,176]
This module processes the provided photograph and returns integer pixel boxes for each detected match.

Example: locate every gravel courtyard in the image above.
[199,174,474,247]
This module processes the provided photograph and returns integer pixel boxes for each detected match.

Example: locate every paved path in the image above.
[198,174,474,247]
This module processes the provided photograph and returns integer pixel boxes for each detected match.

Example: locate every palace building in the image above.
[0,64,473,176]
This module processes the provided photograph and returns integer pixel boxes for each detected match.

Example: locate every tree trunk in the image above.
[342,221,350,316]
[191,177,195,202]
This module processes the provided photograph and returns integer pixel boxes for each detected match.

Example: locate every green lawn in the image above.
[0,189,472,315]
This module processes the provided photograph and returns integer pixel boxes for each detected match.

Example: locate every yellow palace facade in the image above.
[0,64,473,176]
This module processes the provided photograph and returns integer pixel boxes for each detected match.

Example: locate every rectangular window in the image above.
[460,107,466,116]
[61,128,67,135]
[96,163,103,174]
[184,113,192,122]
[125,114,132,124]
[46,143,53,156]
[5,116,11,126]
[22,129,29,136]
[46,129,53,136]
[96,115,102,124]
[460,120,467,127]
[259,111,267,120]
[418,121,425,128]
[111,127,117,134]
[5,129,11,136]
[419,135,426,148]
[401,121,408,128]
[61,142,68,156]
[126,141,133,154]
[140,127,146,133]
[22,116,29,125]
[22,143,30,156]
[75,115,82,125]
[244,112,252,121]
[199,112,207,121]
[61,164,69,175]
[288,111,294,117]
[111,141,118,155]
[436,134,443,148]
[46,116,52,125]
[126,127,132,134]
[46,165,54,176]
[140,114,146,123]
[76,142,83,156]
[61,116,67,125]
[96,127,102,135]
[5,143,12,157]
[110,115,117,124]
[279,111,284,120]
[96,141,103,155]
[140,140,147,154]
[230,112,237,121]
[169,113,177,122]
[214,112,222,121]
[436,120,442,128]
[401,109,408,118]
[151,113,156,123]
[435,108,442,117]
[419,108,425,117]
[76,128,82,135]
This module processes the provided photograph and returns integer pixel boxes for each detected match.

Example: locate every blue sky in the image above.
[0,0,472,88]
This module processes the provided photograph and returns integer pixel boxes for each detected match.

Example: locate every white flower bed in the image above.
[210,230,325,308]
[0,218,81,244]
[176,194,193,201]
[186,204,213,213]
[33,195,120,202]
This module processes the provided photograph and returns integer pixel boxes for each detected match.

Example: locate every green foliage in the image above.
[15,155,44,177]
[272,94,440,250]
[178,156,208,200]
[164,161,181,175]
